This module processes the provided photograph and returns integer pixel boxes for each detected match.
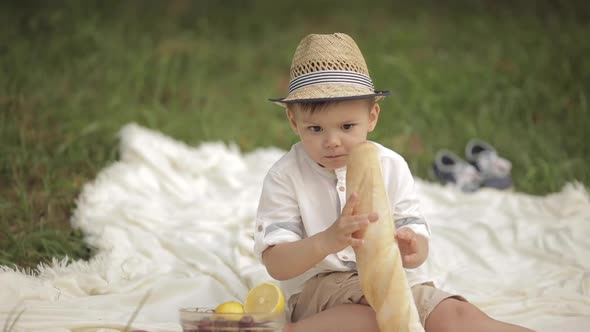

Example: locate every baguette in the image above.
[346,141,424,332]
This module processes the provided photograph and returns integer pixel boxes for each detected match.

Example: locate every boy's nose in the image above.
[323,133,341,149]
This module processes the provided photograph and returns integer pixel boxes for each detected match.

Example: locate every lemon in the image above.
[214,301,244,320]
[215,301,244,314]
[244,282,285,314]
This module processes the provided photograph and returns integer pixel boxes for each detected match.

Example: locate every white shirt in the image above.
[254,141,432,300]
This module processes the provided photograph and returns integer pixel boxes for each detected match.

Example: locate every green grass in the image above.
[1,0,589,269]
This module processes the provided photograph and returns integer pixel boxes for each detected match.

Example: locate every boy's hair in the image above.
[287,97,376,114]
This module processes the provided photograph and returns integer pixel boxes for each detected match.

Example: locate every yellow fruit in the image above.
[244,282,285,314]
[214,301,244,314]
[214,301,244,320]
[215,301,244,314]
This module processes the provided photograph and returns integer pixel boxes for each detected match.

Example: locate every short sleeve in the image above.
[385,158,431,238]
[253,170,305,259]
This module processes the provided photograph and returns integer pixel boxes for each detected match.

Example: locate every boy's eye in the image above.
[342,124,355,130]
[308,126,322,133]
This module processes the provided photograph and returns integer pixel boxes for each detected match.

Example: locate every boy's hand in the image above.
[319,193,379,255]
[396,227,426,268]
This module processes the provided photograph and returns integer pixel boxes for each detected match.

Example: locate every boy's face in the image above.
[287,99,381,170]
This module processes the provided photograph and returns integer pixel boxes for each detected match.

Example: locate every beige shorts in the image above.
[288,271,466,325]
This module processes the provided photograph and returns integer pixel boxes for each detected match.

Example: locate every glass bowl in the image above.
[179,307,286,332]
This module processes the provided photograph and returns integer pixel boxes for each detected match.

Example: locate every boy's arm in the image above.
[396,227,429,269]
[262,193,378,281]
[386,156,431,269]
[262,233,328,281]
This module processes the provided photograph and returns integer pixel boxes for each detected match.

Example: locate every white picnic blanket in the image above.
[1,123,589,331]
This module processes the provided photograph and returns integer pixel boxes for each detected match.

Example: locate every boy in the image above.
[254,33,533,332]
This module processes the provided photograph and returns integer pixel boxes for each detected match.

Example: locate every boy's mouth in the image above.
[325,154,346,159]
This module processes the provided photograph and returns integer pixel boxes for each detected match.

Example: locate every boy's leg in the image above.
[425,298,535,332]
[285,304,378,332]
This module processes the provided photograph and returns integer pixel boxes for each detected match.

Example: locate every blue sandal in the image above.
[465,139,512,190]
[433,149,482,192]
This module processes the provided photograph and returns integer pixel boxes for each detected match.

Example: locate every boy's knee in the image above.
[447,299,473,318]
[426,299,482,332]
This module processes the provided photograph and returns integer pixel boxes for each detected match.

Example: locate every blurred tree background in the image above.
[1,0,589,269]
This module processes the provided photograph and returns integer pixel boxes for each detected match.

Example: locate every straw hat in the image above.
[270,33,390,107]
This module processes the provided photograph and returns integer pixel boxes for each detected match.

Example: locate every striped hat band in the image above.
[288,70,375,94]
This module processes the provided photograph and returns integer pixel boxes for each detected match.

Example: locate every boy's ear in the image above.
[367,103,381,132]
[286,109,300,134]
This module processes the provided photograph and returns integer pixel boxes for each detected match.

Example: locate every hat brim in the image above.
[269,90,391,105]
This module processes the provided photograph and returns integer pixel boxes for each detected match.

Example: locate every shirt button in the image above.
[341,255,349,260]
[257,225,263,232]
[338,186,345,192]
